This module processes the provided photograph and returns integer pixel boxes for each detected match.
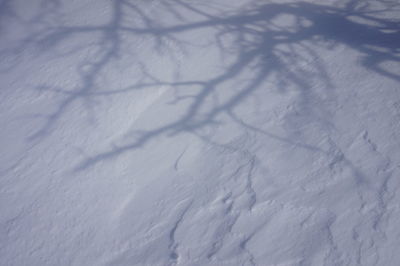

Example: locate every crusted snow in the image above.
[1,0,400,265]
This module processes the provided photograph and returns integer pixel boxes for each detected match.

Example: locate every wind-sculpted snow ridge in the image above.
[0,0,400,265]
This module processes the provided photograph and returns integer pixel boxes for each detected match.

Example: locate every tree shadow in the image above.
[2,0,398,169]
[78,0,399,169]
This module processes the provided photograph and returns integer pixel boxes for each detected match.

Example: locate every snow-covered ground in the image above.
[1,0,400,265]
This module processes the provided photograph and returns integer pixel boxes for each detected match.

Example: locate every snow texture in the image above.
[0,0,400,265]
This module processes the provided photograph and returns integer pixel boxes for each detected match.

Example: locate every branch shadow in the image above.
[2,0,398,169]
[77,0,399,170]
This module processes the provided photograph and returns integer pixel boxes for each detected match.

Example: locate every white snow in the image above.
[1,0,400,265]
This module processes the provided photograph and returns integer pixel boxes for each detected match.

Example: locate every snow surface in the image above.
[1,0,400,265]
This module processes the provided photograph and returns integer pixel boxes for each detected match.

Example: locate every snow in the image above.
[1,0,400,265]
